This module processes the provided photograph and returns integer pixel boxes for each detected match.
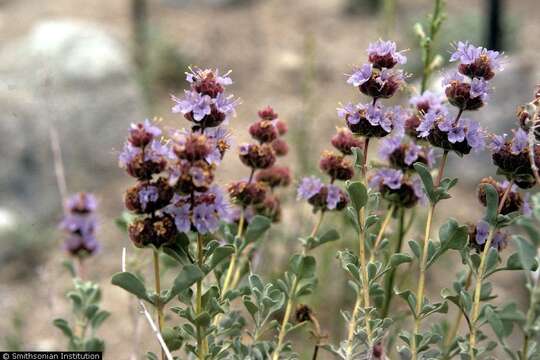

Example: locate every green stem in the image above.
[196,234,206,360]
[469,181,513,359]
[272,277,298,360]
[442,270,472,359]
[420,0,444,93]
[522,272,539,360]
[272,213,325,360]
[468,228,495,359]
[382,207,405,318]
[369,205,395,263]
[153,249,165,360]
[221,211,244,296]
[411,204,435,359]
[411,150,448,359]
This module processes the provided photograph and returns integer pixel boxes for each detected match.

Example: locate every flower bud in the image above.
[128,214,177,248]
[169,160,215,194]
[228,180,267,207]
[173,133,213,162]
[319,151,354,181]
[271,138,289,156]
[125,178,174,214]
[258,106,279,120]
[477,177,523,215]
[331,128,363,155]
[468,221,508,253]
[255,166,291,188]
[239,143,276,169]
[295,304,313,323]
[128,120,161,147]
[254,194,281,222]
[275,119,288,135]
[249,120,278,143]
[445,81,484,111]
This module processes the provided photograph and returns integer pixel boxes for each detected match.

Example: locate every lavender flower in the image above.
[450,41,482,65]
[326,184,342,210]
[489,133,507,152]
[297,176,324,200]
[366,39,407,68]
[186,67,233,87]
[474,220,490,245]
[410,90,444,113]
[166,199,191,233]
[347,64,373,87]
[171,68,239,128]
[471,219,508,252]
[172,91,212,121]
[128,119,162,147]
[450,41,503,79]
[59,193,99,258]
[416,108,485,154]
[193,204,220,234]
[470,78,489,100]
[138,185,159,211]
[370,169,403,190]
[511,128,528,155]
[378,136,402,160]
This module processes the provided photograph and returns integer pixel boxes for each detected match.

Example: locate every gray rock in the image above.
[0,20,144,220]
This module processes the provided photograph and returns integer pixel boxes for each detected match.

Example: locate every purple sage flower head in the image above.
[404,142,421,165]
[326,184,342,210]
[511,128,529,155]
[297,176,324,200]
[470,78,490,101]
[60,192,99,258]
[128,119,162,147]
[410,90,444,114]
[450,42,504,80]
[378,136,402,160]
[186,67,233,88]
[450,41,482,65]
[138,185,159,211]
[172,67,239,128]
[370,168,403,190]
[347,64,373,87]
[192,203,220,234]
[366,40,407,68]
[475,220,490,245]
[489,133,507,152]
[447,124,466,144]
[463,118,486,151]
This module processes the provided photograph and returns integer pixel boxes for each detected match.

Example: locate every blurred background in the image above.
[1,0,539,358]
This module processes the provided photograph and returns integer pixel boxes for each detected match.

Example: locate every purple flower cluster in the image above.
[341,40,407,138]
[378,134,434,171]
[171,67,240,128]
[405,91,445,139]
[477,177,529,215]
[337,103,405,138]
[59,193,99,258]
[165,186,230,234]
[297,176,348,212]
[297,127,359,212]
[119,120,172,180]
[444,42,502,111]
[347,40,407,100]
[469,220,508,253]
[229,106,291,224]
[490,128,540,189]
[369,168,426,208]
[119,68,238,246]
[415,105,485,155]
